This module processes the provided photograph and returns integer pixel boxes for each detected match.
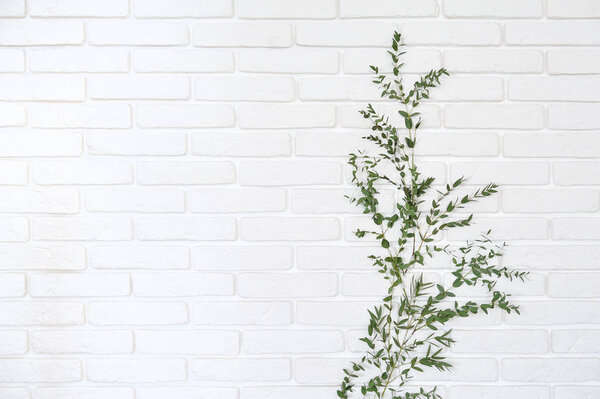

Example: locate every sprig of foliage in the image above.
[338,32,528,399]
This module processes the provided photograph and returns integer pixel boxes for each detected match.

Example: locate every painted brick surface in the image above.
[0,0,597,396]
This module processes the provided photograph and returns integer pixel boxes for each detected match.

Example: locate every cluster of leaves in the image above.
[338,32,528,399]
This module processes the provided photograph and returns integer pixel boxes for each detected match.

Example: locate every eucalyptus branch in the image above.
[338,32,528,399]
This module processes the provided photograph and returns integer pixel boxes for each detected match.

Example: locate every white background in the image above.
[0,0,599,398]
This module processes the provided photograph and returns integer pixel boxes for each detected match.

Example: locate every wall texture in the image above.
[0,0,599,398]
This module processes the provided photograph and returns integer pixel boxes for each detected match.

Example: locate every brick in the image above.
[506,21,600,45]
[134,0,232,17]
[445,49,543,73]
[0,359,81,382]
[451,161,549,185]
[297,301,373,325]
[555,386,600,399]
[137,387,236,399]
[429,76,504,101]
[548,0,600,18]
[0,76,84,101]
[36,388,133,399]
[30,48,129,73]
[503,245,600,270]
[188,188,287,213]
[238,0,335,18]
[136,330,239,355]
[244,330,344,354]
[548,49,600,74]
[0,21,83,46]
[241,217,340,241]
[299,77,382,101]
[132,273,233,297]
[0,104,25,126]
[137,104,234,128]
[450,386,550,399]
[136,217,236,241]
[239,104,335,129]
[502,358,600,382]
[552,218,600,240]
[90,75,189,100]
[417,132,499,156]
[137,161,235,185]
[0,133,81,157]
[553,330,600,353]
[33,213,126,241]
[192,301,292,325]
[134,49,233,73]
[342,272,440,296]
[294,357,351,384]
[195,75,293,102]
[194,246,292,271]
[0,217,28,242]
[509,76,600,101]
[505,301,600,325]
[445,104,544,129]
[0,0,24,16]
[240,161,341,186]
[505,133,600,157]
[91,245,189,270]
[88,302,188,326]
[297,22,396,47]
[0,331,27,354]
[444,0,542,17]
[0,50,24,72]
[0,246,85,271]
[0,388,29,399]
[193,23,292,47]
[29,0,128,16]
[192,133,291,157]
[30,104,131,129]
[239,273,338,298]
[417,162,447,183]
[32,331,133,354]
[451,330,548,354]
[296,246,383,270]
[502,189,598,213]
[0,161,27,185]
[295,132,364,157]
[85,188,184,213]
[549,104,600,130]
[87,359,186,382]
[548,273,600,298]
[0,273,26,297]
[88,22,188,46]
[555,162,600,185]
[190,358,290,382]
[0,302,84,326]
[344,48,440,74]
[445,217,548,241]
[32,161,132,185]
[340,0,439,17]
[403,22,501,45]
[30,273,130,297]
[239,49,338,74]
[86,132,186,156]
[244,387,331,399]
[413,358,499,382]
[292,188,394,214]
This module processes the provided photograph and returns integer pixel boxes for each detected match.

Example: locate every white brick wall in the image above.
[0,1,597,398]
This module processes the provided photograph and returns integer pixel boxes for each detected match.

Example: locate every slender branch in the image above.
[337,32,527,399]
